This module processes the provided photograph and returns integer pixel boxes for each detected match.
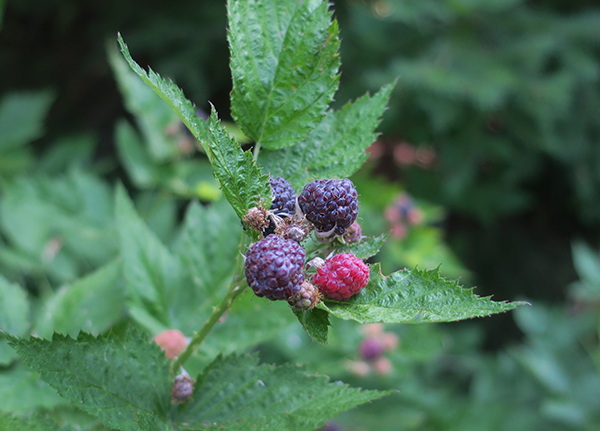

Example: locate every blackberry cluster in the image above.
[244,176,367,306]
[298,179,358,237]
[244,235,305,300]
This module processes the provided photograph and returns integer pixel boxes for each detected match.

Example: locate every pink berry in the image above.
[154,329,187,359]
[313,253,369,301]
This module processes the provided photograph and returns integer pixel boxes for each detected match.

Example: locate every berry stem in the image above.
[172,232,249,371]
[253,142,262,161]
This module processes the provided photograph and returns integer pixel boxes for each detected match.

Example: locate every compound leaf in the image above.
[228,0,340,150]
[260,84,394,189]
[7,330,171,431]
[173,353,389,430]
[319,265,528,323]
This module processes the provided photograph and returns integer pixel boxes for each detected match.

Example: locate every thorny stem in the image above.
[173,232,249,371]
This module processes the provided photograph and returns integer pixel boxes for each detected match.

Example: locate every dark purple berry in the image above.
[298,179,359,237]
[269,177,297,215]
[359,337,385,360]
[244,235,305,300]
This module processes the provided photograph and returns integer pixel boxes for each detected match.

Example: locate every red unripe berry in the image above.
[313,253,369,301]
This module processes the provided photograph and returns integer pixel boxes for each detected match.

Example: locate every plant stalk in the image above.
[173,233,249,371]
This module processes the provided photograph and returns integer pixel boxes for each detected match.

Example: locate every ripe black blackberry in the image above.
[298,179,359,238]
[244,235,305,300]
[269,176,297,215]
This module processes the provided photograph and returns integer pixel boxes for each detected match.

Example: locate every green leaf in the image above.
[0,91,55,150]
[204,107,271,221]
[199,291,294,364]
[115,185,178,332]
[173,354,389,430]
[260,84,394,190]
[0,169,116,281]
[114,119,168,188]
[117,35,270,219]
[0,275,29,336]
[0,365,67,413]
[35,259,125,339]
[176,199,239,301]
[228,0,340,150]
[108,41,181,161]
[116,186,214,334]
[7,329,172,431]
[0,412,67,431]
[319,265,528,323]
[0,275,29,365]
[38,134,95,174]
[333,233,388,261]
[117,34,209,150]
[115,120,220,199]
[292,307,330,345]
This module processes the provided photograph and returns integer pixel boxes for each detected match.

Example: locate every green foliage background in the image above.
[1,0,599,430]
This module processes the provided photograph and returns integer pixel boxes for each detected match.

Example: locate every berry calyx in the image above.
[297,179,359,239]
[244,235,306,301]
[313,253,369,301]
